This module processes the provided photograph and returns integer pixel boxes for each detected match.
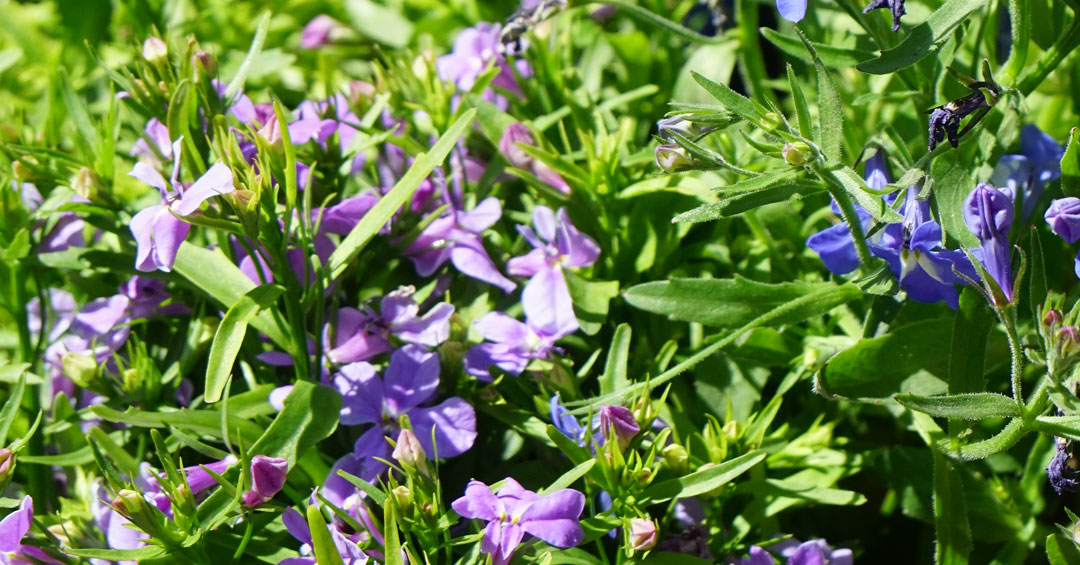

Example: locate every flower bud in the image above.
[598,405,639,448]
[1046,197,1080,244]
[759,112,783,131]
[142,37,169,64]
[195,50,217,81]
[392,428,429,475]
[12,160,34,182]
[1045,309,1063,327]
[0,448,14,487]
[257,114,283,147]
[112,489,146,517]
[1060,326,1079,350]
[628,518,658,551]
[499,123,536,170]
[391,485,412,510]
[71,167,100,200]
[249,455,288,500]
[782,141,811,165]
[655,144,693,173]
[662,444,689,474]
[61,351,97,388]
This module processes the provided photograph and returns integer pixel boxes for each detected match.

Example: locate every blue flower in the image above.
[776,0,807,22]
[964,182,1015,304]
[990,125,1064,222]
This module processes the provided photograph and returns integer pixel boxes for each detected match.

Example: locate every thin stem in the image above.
[1001,309,1024,406]
[815,163,874,268]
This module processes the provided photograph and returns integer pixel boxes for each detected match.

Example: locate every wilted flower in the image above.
[863,0,906,31]
[1049,436,1080,494]
[452,478,585,565]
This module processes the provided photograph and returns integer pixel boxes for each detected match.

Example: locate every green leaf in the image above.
[599,324,632,396]
[786,64,813,140]
[224,12,270,101]
[308,504,346,565]
[335,469,388,508]
[546,425,592,466]
[90,405,264,442]
[642,450,766,503]
[344,0,415,48]
[0,370,26,445]
[761,28,874,68]
[565,272,619,336]
[63,546,168,560]
[1061,127,1080,198]
[937,419,1028,460]
[690,71,763,123]
[947,289,993,433]
[795,29,842,161]
[250,380,341,465]
[819,319,952,399]
[601,0,729,44]
[933,451,972,565]
[931,150,980,246]
[624,277,860,328]
[383,491,404,565]
[326,108,476,279]
[542,459,596,494]
[173,243,292,351]
[204,284,285,403]
[1047,534,1080,565]
[895,393,1020,420]
[673,181,823,222]
[857,0,986,74]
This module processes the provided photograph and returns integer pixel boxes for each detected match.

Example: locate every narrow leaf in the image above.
[690,71,762,123]
[1061,127,1080,198]
[933,451,972,565]
[643,450,766,503]
[599,324,632,396]
[308,504,346,565]
[761,28,873,68]
[857,0,985,74]
[895,393,1020,420]
[204,284,285,403]
[225,12,270,101]
[0,371,26,445]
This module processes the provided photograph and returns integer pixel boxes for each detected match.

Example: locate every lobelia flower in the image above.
[243,455,289,507]
[991,125,1064,222]
[0,496,61,565]
[771,538,854,565]
[863,0,906,31]
[658,498,711,559]
[598,405,640,448]
[451,478,585,565]
[1046,197,1080,243]
[322,345,476,503]
[280,506,369,565]
[464,287,579,380]
[323,286,454,365]
[129,137,235,272]
[404,197,517,292]
[294,94,365,173]
[499,123,570,193]
[437,22,532,109]
[964,182,1015,304]
[299,15,345,49]
[775,0,808,23]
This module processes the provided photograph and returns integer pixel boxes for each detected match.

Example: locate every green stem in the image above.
[1001,310,1024,406]
[1017,21,1080,96]
[816,164,874,269]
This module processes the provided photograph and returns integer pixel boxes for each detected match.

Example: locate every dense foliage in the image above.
[1,0,1080,563]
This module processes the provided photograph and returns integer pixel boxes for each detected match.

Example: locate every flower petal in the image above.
[519,489,585,548]
[174,163,235,216]
[451,480,501,520]
[409,397,477,458]
[776,0,808,21]
[383,345,440,414]
[333,362,383,425]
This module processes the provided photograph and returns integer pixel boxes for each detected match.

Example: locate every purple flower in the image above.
[437,22,532,108]
[130,118,173,169]
[294,95,364,173]
[323,345,476,502]
[964,182,1014,303]
[404,197,517,293]
[0,496,60,564]
[279,507,369,565]
[598,405,640,447]
[451,478,585,565]
[776,0,807,22]
[773,538,853,565]
[464,293,578,380]
[499,123,570,193]
[1048,438,1080,494]
[324,286,454,365]
[300,15,344,49]
[863,0,906,31]
[1046,197,1080,243]
[991,125,1064,221]
[244,455,289,507]
[659,499,711,559]
[129,137,235,272]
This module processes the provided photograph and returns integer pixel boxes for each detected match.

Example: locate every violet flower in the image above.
[598,405,640,448]
[323,345,476,503]
[451,478,585,565]
[773,538,853,565]
[129,137,235,272]
[506,205,599,336]
[279,507,369,565]
[437,22,532,108]
[1046,197,1080,244]
[243,455,289,507]
[776,0,808,23]
[991,125,1064,222]
[323,286,454,365]
[464,291,579,380]
[964,182,1015,304]
[300,15,344,49]
[499,123,570,193]
[0,496,60,564]
[404,197,517,293]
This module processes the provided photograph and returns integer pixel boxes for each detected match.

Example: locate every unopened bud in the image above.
[112,489,145,517]
[782,142,811,165]
[412,50,435,81]
[598,405,640,448]
[628,518,658,551]
[655,144,693,173]
[662,444,689,474]
[391,485,412,510]
[1045,309,1063,327]
[760,112,783,131]
[392,428,429,474]
[248,455,288,502]
[257,115,283,147]
[71,167,100,200]
[722,420,739,441]
[142,37,169,64]
[12,160,34,182]
[0,449,14,486]
[62,351,97,388]
[195,50,217,80]
[1061,326,1079,346]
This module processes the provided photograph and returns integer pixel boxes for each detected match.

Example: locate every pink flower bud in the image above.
[598,405,639,447]
[249,455,288,500]
[392,428,428,472]
[629,518,658,551]
[142,37,168,63]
